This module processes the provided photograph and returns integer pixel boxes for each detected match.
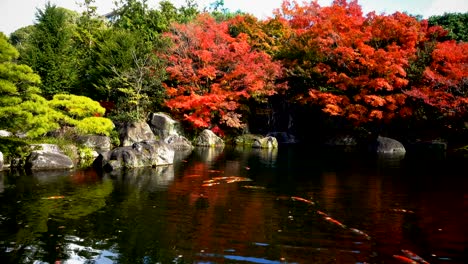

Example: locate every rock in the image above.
[236,134,278,149]
[77,135,112,152]
[164,134,194,151]
[0,130,12,137]
[148,112,181,139]
[267,132,298,144]
[325,135,358,146]
[0,151,3,171]
[117,121,155,147]
[99,140,174,171]
[26,144,74,170]
[252,136,278,149]
[194,129,225,147]
[371,136,406,154]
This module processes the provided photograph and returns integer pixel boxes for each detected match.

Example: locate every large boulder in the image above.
[194,129,224,147]
[26,144,74,170]
[370,136,406,154]
[148,112,181,140]
[117,121,155,147]
[77,135,112,152]
[98,140,174,171]
[267,132,298,144]
[235,134,278,149]
[0,130,12,137]
[165,134,194,151]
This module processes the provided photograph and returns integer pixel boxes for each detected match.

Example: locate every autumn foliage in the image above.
[159,0,466,135]
[273,0,467,124]
[161,14,285,133]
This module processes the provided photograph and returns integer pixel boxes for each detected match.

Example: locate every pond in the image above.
[0,145,466,264]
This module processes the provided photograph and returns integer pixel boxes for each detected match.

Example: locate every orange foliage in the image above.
[273,0,467,124]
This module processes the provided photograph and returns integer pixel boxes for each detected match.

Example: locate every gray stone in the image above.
[164,134,194,151]
[194,129,225,147]
[0,130,12,137]
[148,112,181,139]
[252,136,278,149]
[100,140,174,171]
[0,151,3,171]
[77,135,112,152]
[117,121,155,147]
[372,136,406,154]
[26,152,74,170]
[267,132,298,144]
[26,144,74,170]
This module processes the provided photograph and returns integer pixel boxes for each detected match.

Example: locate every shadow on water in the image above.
[0,144,466,263]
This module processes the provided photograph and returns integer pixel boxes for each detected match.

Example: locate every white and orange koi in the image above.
[401,249,430,264]
[202,182,220,187]
[43,196,65,200]
[391,208,415,214]
[225,177,253,183]
[349,228,371,240]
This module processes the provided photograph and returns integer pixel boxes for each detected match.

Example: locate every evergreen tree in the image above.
[0,33,62,137]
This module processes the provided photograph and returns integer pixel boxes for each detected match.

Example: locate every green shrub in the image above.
[76,117,115,136]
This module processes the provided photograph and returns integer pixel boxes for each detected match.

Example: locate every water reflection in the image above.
[0,146,466,263]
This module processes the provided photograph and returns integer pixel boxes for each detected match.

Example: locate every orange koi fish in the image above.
[316,210,329,217]
[349,228,371,240]
[242,185,266,190]
[393,255,418,264]
[225,177,253,183]
[391,208,415,214]
[324,216,346,228]
[43,196,65,200]
[401,249,430,264]
[208,170,223,173]
[202,182,220,187]
[290,196,315,205]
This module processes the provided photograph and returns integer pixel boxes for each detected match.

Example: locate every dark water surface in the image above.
[0,145,466,264]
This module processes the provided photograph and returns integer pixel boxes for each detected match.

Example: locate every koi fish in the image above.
[185,174,202,178]
[393,255,418,264]
[324,216,346,228]
[43,196,65,200]
[225,177,253,183]
[290,196,315,205]
[244,166,250,170]
[316,210,329,217]
[401,249,430,264]
[202,182,220,187]
[211,177,230,181]
[391,208,415,214]
[242,186,266,190]
[349,228,371,240]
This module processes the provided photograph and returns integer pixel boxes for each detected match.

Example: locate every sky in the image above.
[1,0,468,36]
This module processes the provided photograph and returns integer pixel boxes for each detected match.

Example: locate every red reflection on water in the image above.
[70,169,99,185]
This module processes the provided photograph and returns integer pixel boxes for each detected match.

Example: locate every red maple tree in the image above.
[161,14,286,134]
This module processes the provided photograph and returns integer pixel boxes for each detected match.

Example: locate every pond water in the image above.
[0,145,466,264]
